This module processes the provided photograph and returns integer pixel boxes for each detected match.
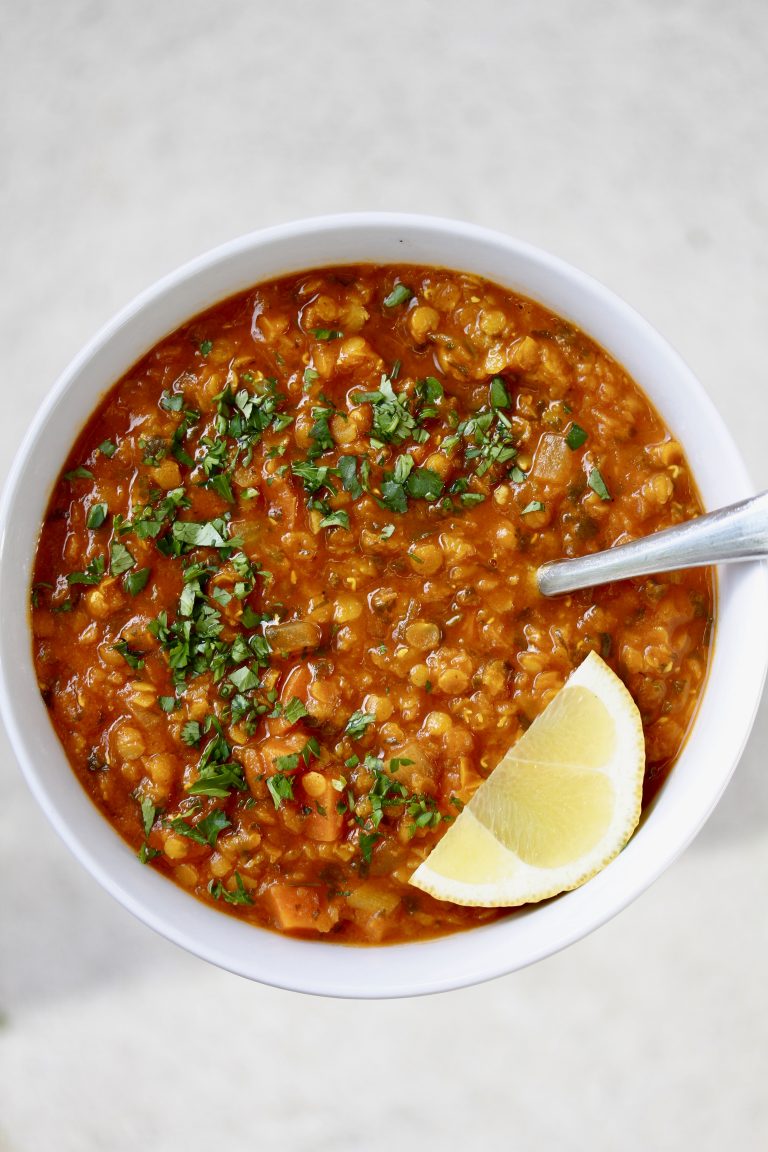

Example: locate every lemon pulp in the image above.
[409,651,645,907]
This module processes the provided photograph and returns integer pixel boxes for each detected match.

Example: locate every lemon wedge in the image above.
[409,651,645,907]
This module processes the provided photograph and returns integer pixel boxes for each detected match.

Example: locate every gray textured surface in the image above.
[1,2,767,1149]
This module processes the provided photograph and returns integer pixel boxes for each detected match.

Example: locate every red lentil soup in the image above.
[31,265,713,944]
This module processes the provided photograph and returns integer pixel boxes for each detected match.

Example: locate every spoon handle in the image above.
[537,490,768,597]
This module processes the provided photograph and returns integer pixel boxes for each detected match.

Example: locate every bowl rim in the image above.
[2,211,766,998]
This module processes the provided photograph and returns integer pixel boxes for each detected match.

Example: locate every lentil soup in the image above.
[31,265,713,944]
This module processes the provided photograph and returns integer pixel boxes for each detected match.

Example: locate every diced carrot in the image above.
[302,775,344,842]
[264,883,338,934]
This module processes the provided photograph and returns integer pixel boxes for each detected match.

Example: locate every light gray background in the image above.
[1,2,767,1149]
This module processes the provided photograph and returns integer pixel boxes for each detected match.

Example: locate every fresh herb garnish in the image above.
[588,467,611,501]
[169,808,231,847]
[110,542,135,576]
[124,567,150,596]
[521,500,545,514]
[383,283,412,308]
[489,377,511,409]
[209,872,253,905]
[67,555,105,586]
[267,772,296,808]
[187,729,247,798]
[112,639,145,669]
[86,503,108,530]
[344,710,376,739]
[566,423,588,450]
[353,375,426,446]
[337,455,363,499]
[140,796,156,837]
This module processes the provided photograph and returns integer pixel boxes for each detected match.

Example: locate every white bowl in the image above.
[1,213,766,998]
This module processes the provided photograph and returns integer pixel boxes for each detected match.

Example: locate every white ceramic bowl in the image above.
[1,214,766,998]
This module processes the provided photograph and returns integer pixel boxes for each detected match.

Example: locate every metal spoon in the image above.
[537,490,768,597]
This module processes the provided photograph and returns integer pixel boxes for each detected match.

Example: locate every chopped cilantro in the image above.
[267,772,295,808]
[406,467,443,502]
[64,466,93,481]
[291,460,336,494]
[209,872,253,905]
[228,665,260,693]
[383,283,412,308]
[199,339,213,356]
[588,467,611,501]
[110,542,135,576]
[337,455,363,499]
[112,640,145,670]
[359,831,380,865]
[188,731,247,797]
[67,555,105,586]
[318,509,350,530]
[181,720,202,746]
[311,328,343,341]
[344,709,376,739]
[282,697,309,725]
[566,423,588,450]
[169,808,231,847]
[124,567,150,596]
[489,377,510,409]
[522,500,545,514]
[307,404,336,458]
[353,376,422,446]
[86,503,108,530]
[98,440,117,458]
[140,796,156,837]
[160,390,184,412]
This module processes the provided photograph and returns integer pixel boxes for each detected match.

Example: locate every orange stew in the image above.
[31,265,713,944]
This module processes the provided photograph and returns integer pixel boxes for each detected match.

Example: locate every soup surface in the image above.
[31,265,713,944]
